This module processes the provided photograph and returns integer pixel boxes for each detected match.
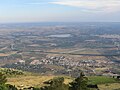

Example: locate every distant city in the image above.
[0,22,120,77]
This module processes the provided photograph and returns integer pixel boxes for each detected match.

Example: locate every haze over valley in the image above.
[0,22,120,77]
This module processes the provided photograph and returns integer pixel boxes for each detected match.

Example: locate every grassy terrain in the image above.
[98,83,120,90]
[88,76,119,84]
[7,74,72,89]
[48,48,101,54]
[88,76,120,90]
[7,75,120,90]
[1,68,120,90]
[7,75,55,89]
[69,48,101,54]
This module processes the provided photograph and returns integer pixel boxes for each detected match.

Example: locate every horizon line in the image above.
[0,21,120,24]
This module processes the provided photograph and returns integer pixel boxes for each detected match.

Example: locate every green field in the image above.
[88,76,120,90]
[88,76,119,84]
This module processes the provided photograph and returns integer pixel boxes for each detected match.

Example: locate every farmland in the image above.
[0,23,120,90]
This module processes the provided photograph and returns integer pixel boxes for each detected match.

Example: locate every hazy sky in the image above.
[0,0,120,23]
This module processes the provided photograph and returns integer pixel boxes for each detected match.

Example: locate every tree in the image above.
[69,72,88,90]
[42,77,68,90]
[0,72,8,90]
[0,72,7,85]
[0,84,8,90]
[0,72,17,90]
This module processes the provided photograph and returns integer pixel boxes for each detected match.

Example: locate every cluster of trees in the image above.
[0,71,98,90]
[69,72,88,90]
[0,72,17,90]
[0,68,23,76]
[41,77,68,90]
[26,72,89,90]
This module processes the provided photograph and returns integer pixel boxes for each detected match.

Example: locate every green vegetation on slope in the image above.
[88,76,119,84]
[1,68,120,90]
[0,68,23,76]
[0,72,17,90]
